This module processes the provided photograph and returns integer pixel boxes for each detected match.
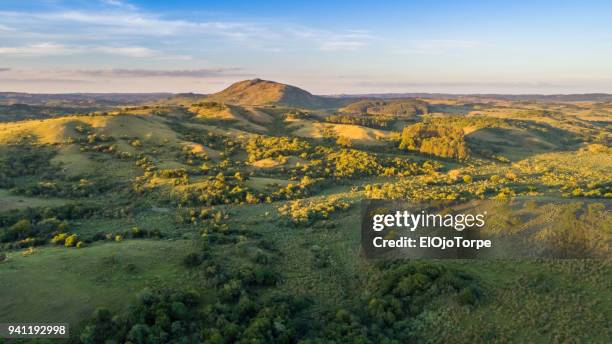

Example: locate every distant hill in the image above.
[331,92,612,103]
[339,99,429,118]
[205,79,344,109]
[0,104,98,122]
[154,93,207,106]
[0,92,173,107]
[3,87,611,110]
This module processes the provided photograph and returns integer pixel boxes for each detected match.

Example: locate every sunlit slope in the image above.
[0,114,178,144]
[205,78,343,109]
[187,102,270,132]
[0,113,225,175]
[288,119,397,146]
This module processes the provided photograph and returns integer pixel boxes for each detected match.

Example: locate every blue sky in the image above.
[1,0,611,94]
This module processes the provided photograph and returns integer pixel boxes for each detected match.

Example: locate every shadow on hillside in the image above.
[465,122,579,161]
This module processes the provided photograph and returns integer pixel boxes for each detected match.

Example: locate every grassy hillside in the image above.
[206,78,344,109]
[0,83,610,343]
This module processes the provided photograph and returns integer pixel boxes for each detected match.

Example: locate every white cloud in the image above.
[0,42,190,59]
[0,10,261,38]
[92,46,156,57]
[0,7,371,52]
[0,67,253,92]
[0,42,68,55]
[101,0,137,11]
[73,68,250,78]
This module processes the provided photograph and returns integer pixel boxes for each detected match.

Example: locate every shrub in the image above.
[457,286,482,305]
[51,233,69,245]
[64,234,79,247]
[183,252,202,268]
[10,219,32,233]
[278,197,350,226]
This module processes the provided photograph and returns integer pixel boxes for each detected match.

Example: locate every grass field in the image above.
[0,240,196,327]
[0,189,69,211]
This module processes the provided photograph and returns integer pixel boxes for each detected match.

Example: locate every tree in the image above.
[11,219,32,233]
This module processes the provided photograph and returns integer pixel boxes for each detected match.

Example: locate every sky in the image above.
[1,0,612,94]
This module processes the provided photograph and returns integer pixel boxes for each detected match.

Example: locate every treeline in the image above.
[325,114,393,129]
[400,122,469,160]
[11,178,116,198]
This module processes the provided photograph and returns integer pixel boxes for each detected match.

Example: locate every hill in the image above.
[339,99,429,118]
[331,92,612,102]
[0,104,98,122]
[0,92,172,107]
[206,79,343,109]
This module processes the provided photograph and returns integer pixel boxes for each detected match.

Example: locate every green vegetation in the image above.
[0,81,610,343]
[400,121,469,159]
[340,98,429,118]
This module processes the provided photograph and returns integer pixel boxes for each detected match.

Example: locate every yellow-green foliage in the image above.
[64,234,78,247]
[51,233,69,245]
[245,135,311,162]
[324,148,382,178]
[400,122,469,159]
[278,197,350,226]
[174,173,249,206]
[335,136,353,147]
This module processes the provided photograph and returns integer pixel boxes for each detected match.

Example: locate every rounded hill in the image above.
[206,79,341,109]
